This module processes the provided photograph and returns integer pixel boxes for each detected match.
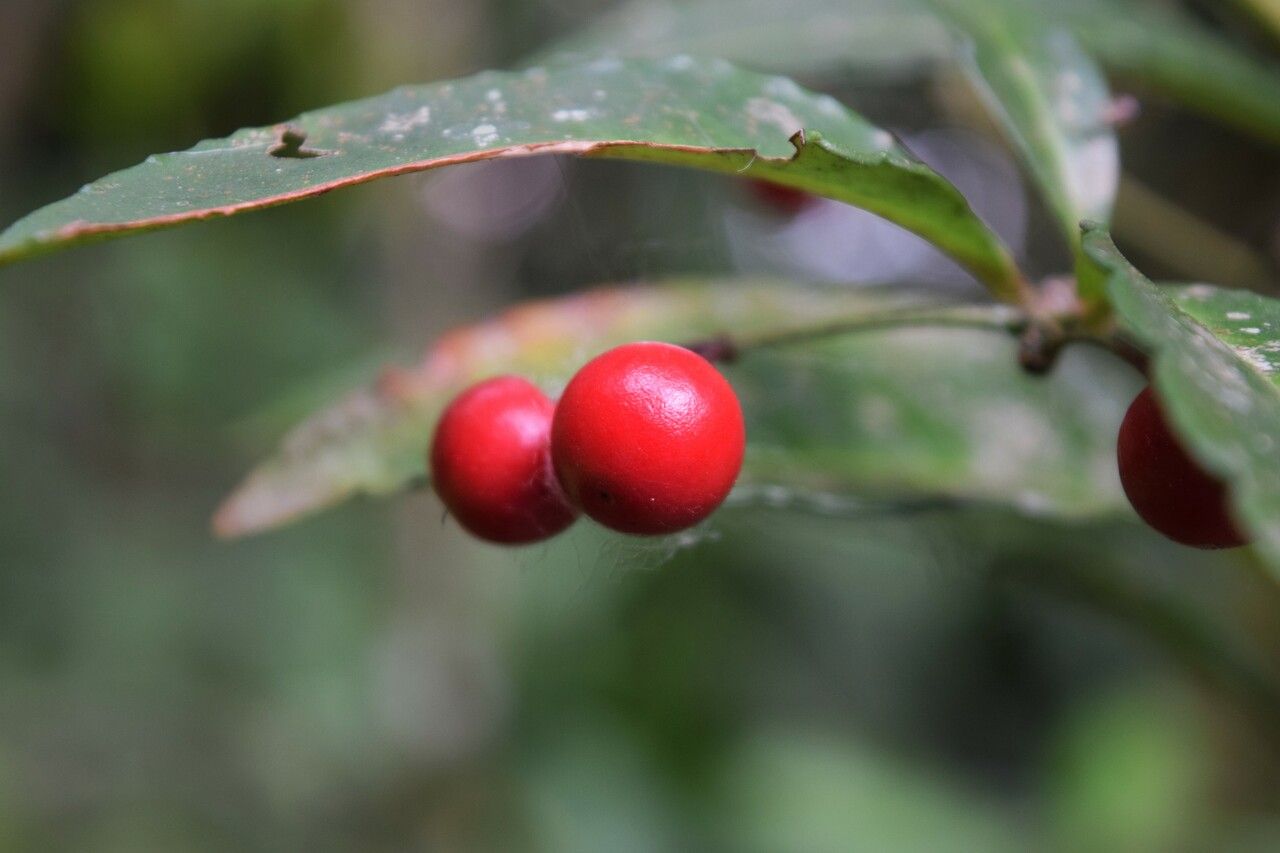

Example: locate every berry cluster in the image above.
[432,336,1247,552]
[430,341,746,544]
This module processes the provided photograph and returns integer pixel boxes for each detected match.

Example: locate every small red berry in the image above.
[551,341,746,535]
[1116,387,1247,549]
[430,376,578,544]
[747,179,814,215]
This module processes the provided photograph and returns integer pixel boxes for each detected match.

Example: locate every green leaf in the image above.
[1082,225,1280,572]
[1048,691,1210,852]
[739,326,1129,521]
[718,731,1024,853]
[1061,0,1280,146]
[213,281,1128,539]
[561,0,1280,146]
[0,57,1023,300]
[552,0,951,79]
[1229,0,1280,46]
[931,0,1118,282]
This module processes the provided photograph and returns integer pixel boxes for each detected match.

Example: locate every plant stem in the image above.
[685,302,1031,363]
[1067,330,1150,376]
[683,300,1157,381]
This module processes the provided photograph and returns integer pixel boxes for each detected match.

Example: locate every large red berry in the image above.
[1116,387,1246,549]
[551,341,746,535]
[430,376,578,544]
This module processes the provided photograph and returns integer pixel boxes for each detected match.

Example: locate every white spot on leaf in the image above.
[551,108,596,122]
[586,57,623,74]
[1240,347,1278,374]
[763,76,805,101]
[815,94,846,118]
[746,97,803,136]
[380,106,432,134]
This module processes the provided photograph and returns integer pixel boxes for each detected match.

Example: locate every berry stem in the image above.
[687,303,1032,363]
[1068,330,1150,375]
[684,299,1154,381]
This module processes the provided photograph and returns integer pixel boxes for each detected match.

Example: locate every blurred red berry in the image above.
[747,179,814,215]
[1116,387,1246,549]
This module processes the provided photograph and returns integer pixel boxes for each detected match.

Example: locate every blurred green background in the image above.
[2,0,1280,850]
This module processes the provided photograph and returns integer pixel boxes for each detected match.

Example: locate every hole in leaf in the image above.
[268,125,331,159]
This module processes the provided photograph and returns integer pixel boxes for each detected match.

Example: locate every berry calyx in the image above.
[430,376,578,544]
[551,341,746,535]
[1116,386,1247,549]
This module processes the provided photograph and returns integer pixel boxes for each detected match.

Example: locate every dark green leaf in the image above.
[562,0,1280,146]
[1083,225,1280,571]
[0,57,1022,299]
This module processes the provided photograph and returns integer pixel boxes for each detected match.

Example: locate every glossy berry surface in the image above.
[1116,387,1246,549]
[430,376,578,544]
[551,341,746,535]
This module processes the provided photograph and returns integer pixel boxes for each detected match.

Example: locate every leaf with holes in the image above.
[0,57,1023,300]
[1083,225,1280,571]
[213,281,1130,539]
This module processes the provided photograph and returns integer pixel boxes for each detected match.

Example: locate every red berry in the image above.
[1116,387,1246,549]
[551,341,746,535]
[430,376,578,544]
[747,179,814,215]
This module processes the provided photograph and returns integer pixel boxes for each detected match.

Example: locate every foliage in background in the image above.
[1,0,1279,849]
